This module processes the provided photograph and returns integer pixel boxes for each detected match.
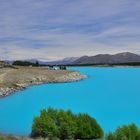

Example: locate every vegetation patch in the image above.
[106,124,140,140]
[31,108,104,140]
[8,83,20,89]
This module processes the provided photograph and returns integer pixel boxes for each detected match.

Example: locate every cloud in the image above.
[0,0,140,60]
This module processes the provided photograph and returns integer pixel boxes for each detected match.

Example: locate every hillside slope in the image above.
[73,52,140,64]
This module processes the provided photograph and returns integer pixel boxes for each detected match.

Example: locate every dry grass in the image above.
[0,66,74,87]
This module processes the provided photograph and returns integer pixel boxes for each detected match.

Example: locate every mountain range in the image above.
[72,52,140,65]
[4,52,140,65]
[44,57,79,65]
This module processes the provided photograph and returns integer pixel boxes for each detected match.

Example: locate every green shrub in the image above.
[31,108,104,139]
[106,124,140,140]
[31,109,59,139]
[76,113,104,139]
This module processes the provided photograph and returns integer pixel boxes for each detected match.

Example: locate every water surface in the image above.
[0,67,140,136]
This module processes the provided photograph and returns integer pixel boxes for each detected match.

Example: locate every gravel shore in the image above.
[0,66,86,97]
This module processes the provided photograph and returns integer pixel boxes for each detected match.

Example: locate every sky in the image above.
[0,0,140,61]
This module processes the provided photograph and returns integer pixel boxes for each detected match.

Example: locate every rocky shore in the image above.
[0,67,86,97]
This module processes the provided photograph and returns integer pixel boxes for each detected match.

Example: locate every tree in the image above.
[31,109,58,139]
[35,61,39,66]
[59,66,67,70]
[115,124,139,140]
[106,124,140,140]
[75,113,104,139]
[57,109,77,139]
[31,108,104,140]
[106,132,116,140]
[12,60,40,67]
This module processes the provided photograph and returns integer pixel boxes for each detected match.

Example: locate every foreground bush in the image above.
[106,124,140,140]
[31,108,104,139]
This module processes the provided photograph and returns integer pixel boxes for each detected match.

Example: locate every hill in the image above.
[73,52,140,64]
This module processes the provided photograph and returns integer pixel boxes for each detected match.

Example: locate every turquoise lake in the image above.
[0,67,140,136]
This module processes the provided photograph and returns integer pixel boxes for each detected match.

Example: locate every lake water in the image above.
[0,67,140,136]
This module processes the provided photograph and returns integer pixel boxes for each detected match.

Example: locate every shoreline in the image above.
[0,68,87,98]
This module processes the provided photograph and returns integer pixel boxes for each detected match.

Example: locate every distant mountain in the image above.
[5,52,140,66]
[24,59,48,65]
[45,57,79,65]
[73,52,140,64]
[10,57,79,65]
